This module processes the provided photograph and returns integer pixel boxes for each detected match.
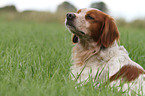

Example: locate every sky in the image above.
[0,0,145,21]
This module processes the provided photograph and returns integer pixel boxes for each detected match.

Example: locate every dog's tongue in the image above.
[72,35,78,43]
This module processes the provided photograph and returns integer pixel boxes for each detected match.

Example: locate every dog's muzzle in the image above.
[66,13,85,37]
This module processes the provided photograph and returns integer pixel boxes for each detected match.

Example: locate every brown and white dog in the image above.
[65,8,145,95]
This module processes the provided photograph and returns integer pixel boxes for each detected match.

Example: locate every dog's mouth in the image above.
[66,20,85,37]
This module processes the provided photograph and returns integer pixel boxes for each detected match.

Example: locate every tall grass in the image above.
[0,15,145,96]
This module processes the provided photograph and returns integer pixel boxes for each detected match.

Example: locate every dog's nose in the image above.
[66,13,76,20]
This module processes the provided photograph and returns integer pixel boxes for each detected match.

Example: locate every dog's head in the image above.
[65,8,119,48]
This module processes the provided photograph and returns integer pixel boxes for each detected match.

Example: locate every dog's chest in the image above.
[71,44,130,82]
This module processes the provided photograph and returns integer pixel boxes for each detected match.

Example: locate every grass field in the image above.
[0,19,145,96]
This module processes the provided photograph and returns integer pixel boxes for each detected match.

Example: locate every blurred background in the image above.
[0,0,145,27]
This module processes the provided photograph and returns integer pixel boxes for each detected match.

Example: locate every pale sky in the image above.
[0,0,145,21]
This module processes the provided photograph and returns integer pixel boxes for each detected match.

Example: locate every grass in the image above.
[0,19,145,96]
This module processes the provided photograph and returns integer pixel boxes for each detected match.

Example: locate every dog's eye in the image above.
[86,15,94,20]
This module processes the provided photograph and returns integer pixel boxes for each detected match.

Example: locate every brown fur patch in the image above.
[100,17,119,47]
[85,10,119,48]
[85,10,105,42]
[110,65,145,82]
[77,9,82,13]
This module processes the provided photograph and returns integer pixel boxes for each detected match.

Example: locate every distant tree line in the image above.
[56,1,108,13]
[0,1,108,13]
[0,1,108,22]
[90,2,108,13]
[0,5,17,12]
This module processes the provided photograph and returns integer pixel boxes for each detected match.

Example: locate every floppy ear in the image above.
[100,17,119,47]
[72,34,78,43]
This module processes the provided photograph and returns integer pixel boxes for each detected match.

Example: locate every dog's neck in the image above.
[77,35,99,50]
[72,41,118,66]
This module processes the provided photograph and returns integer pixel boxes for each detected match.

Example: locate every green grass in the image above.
[0,20,145,96]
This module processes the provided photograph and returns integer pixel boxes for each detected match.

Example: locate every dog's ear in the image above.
[100,17,119,47]
[72,34,78,43]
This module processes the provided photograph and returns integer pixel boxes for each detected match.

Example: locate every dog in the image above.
[65,8,145,95]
